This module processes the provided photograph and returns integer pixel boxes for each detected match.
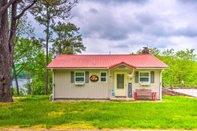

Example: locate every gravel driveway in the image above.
[172,89,197,97]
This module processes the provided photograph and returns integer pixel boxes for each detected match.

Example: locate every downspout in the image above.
[159,69,164,101]
[52,69,55,101]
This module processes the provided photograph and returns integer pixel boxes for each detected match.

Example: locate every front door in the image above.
[114,72,127,96]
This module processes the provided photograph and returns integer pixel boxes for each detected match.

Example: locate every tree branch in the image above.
[0,0,16,16]
[15,0,37,20]
[12,66,24,80]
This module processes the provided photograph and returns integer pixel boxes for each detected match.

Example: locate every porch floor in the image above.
[110,97,135,101]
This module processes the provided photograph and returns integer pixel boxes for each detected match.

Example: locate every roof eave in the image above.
[47,67,109,70]
[136,67,169,69]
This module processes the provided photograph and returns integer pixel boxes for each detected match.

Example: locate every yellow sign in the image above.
[90,75,99,82]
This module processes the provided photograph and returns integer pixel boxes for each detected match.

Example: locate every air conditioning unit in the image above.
[140,82,150,86]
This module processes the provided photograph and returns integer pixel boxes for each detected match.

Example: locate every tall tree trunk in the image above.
[45,6,50,95]
[13,62,19,95]
[0,0,37,101]
[0,0,13,102]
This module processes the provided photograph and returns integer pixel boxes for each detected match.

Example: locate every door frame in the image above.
[114,72,127,97]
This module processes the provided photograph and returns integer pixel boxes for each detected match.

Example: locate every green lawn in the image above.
[0,96,197,130]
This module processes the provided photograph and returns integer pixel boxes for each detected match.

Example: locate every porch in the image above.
[109,97,135,101]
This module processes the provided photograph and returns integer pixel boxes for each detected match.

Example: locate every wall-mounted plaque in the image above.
[90,75,99,82]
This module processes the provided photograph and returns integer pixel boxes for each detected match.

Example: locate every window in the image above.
[117,74,124,88]
[139,72,150,83]
[75,72,85,83]
[100,72,107,82]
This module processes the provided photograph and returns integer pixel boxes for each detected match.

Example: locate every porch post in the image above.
[159,69,164,101]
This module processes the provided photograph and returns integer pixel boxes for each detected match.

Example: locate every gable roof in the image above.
[47,54,168,69]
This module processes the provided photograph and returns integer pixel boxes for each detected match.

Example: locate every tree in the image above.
[13,13,35,95]
[0,0,37,102]
[172,49,197,86]
[136,47,160,56]
[14,38,52,95]
[159,48,197,87]
[30,0,78,95]
[50,22,86,57]
[13,38,41,95]
[0,0,77,101]
[135,47,197,87]
[13,37,42,78]
[159,49,176,86]
[31,51,52,95]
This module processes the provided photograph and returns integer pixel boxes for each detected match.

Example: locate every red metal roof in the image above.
[47,54,168,69]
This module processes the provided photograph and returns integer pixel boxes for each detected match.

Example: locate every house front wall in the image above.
[53,69,110,99]
[108,68,162,100]
[52,68,163,100]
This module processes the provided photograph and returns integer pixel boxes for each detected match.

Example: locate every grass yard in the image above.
[0,96,197,130]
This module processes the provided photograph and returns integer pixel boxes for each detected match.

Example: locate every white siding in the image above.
[132,69,162,100]
[53,68,163,100]
[54,69,109,99]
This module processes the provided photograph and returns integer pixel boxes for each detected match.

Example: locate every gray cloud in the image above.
[32,0,197,54]
[175,25,197,37]
[127,37,172,49]
[178,0,197,4]
[74,6,143,40]
[146,25,173,37]
[81,18,143,40]
[145,23,197,38]
[109,43,129,48]
[89,8,98,14]
[135,12,156,25]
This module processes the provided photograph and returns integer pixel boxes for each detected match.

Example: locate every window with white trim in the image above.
[75,72,85,83]
[139,72,150,83]
[100,72,107,82]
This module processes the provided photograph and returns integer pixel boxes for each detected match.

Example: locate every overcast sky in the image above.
[31,0,197,54]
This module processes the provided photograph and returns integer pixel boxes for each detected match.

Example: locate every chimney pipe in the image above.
[142,47,149,54]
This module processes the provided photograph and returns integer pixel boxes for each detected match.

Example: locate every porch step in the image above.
[115,96,126,98]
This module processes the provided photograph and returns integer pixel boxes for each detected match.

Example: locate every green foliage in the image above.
[14,37,42,77]
[137,47,161,56]
[11,87,17,96]
[13,37,43,95]
[160,49,197,87]
[23,77,32,95]
[0,96,197,130]
[14,37,42,60]
[12,87,26,96]
[50,22,86,57]
[30,0,78,24]
[30,0,78,95]
[31,52,52,95]
[136,47,197,87]
[30,0,78,44]
[14,38,52,95]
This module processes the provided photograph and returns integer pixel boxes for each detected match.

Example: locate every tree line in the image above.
[137,48,197,87]
[0,0,86,101]
[13,21,85,95]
